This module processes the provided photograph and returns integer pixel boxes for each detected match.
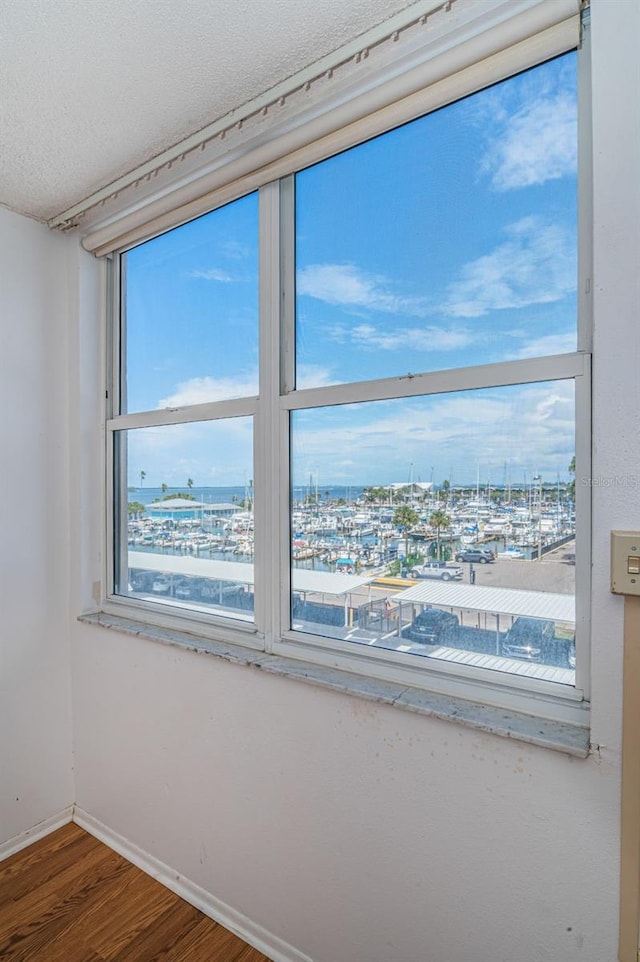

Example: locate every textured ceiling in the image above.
[0,0,415,221]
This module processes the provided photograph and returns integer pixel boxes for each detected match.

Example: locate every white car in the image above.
[410,562,463,581]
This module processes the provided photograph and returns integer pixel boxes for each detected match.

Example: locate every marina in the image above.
[125,482,576,577]
[122,483,577,686]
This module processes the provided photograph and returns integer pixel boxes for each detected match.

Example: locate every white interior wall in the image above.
[0,0,636,959]
[0,208,75,844]
[70,3,639,959]
[72,629,621,962]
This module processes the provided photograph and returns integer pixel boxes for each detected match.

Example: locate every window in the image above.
[107,44,589,714]
[112,194,259,628]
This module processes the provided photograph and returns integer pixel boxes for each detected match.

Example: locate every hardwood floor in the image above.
[0,823,273,961]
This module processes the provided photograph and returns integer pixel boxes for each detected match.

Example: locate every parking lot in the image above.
[457,541,575,594]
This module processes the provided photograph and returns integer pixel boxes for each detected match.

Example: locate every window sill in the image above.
[79,610,591,758]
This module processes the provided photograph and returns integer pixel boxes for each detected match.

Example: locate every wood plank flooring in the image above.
[0,823,273,961]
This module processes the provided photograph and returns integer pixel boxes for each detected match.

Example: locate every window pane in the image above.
[290,382,576,685]
[114,419,255,623]
[122,193,258,414]
[295,53,577,388]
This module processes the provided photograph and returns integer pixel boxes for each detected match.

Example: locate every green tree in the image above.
[429,509,451,561]
[128,501,146,518]
[187,477,194,490]
[364,485,389,503]
[161,482,168,494]
[568,455,576,502]
[404,551,425,571]
[393,504,419,560]
[139,470,146,487]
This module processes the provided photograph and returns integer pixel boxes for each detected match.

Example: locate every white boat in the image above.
[500,547,526,559]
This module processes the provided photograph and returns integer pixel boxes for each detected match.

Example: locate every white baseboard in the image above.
[73,807,313,962]
[0,806,75,861]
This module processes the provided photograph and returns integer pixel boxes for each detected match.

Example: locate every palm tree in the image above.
[161,482,168,494]
[139,470,146,488]
[187,477,194,491]
[567,455,576,502]
[429,509,451,561]
[393,504,419,562]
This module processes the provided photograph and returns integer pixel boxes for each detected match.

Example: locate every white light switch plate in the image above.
[611,531,640,596]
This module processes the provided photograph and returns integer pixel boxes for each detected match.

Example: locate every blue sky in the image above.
[124,52,577,489]
[295,51,577,385]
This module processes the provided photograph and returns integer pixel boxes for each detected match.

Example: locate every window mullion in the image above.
[107,280,128,600]
[107,396,258,432]
[573,354,591,698]
[574,15,592,699]
[282,353,588,412]
[577,7,593,355]
[279,176,296,640]
[256,181,285,651]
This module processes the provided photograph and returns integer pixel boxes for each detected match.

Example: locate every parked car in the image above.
[410,561,463,581]
[454,548,495,564]
[173,578,194,600]
[403,608,459,645]
[151,575,172,595]
[502,617,556,662]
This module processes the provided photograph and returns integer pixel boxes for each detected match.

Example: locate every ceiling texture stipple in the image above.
[0,0,417,222]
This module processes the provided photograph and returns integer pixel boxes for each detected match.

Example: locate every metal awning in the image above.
[392,581,575,624]
[128,551,371,596]
[395,644,576,686]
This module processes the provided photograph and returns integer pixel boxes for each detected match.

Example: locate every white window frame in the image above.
[100,4,592,730]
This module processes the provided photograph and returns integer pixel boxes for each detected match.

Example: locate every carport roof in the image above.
[393,581,575,624]
[129,551,371,596]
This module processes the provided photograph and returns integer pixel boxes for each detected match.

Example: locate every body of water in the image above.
[128,484,367,507]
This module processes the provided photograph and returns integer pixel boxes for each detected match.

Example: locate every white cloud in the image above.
[292,381,575,484]
[129,417,253,487]
[158,373,258,408]
[220,240,251,260]
[158,367,333,405]
[349,323,475,352]
[297,233,576,333]
[297,263,427,316]
[139,383,574,488]
[187,268,236,282]
[517,332,576,358]
[296,364,334,389]
[482,89,577,191]
[444,217,576,318]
